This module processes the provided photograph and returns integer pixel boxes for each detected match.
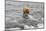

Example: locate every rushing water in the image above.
[5,0,44,30]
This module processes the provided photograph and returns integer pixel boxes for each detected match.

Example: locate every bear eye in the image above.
[26,9,29,14]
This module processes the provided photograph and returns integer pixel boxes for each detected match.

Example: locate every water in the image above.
[5,0,44,30]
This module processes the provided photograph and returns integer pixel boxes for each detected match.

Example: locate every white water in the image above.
[5,0,44,30]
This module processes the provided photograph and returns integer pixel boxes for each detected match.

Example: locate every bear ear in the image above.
[23,6,31,13]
